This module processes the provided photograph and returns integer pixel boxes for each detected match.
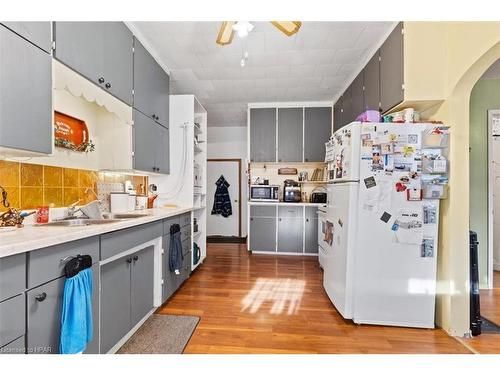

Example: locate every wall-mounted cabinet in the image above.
[249,103,332,163]
[54,22,133,106]
[249,108,277,163]
[0,25,52,155]
[133,109,169,174]
[333,97,343,133]
[0,21,52,53]
[133,38,170,128]
[333,22,405,130]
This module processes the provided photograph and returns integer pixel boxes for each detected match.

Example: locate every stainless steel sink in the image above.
[38,218,123,227]
[102,213,151,219]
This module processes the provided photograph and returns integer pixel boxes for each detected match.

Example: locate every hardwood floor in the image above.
[461,271,500,354]
[157,243,471,354]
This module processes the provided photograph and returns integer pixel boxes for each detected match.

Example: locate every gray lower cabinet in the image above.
[162,234,176,302]
[100,257,131,354]
[277,206,304,253]
[250,108,276,162]
[278,107,303,162]
[0,253,25,303]
[380,22,404,113]
[54,22,133,106]
[304,207,319,254]
[26,277,65,354]
[1,22,52,53]
[0,25,52,154]
[101,246,155,353]
[304,107,332,162]
[0,335,25,354]
[26,262,99,354]
[249,206,276,252]
[133,108,170,174]
[130,246,154,327]
[0,294,25,349]
[364,52,380,111]
[133,37,170,128]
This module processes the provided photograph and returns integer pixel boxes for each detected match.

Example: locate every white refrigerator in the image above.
[324,122,448,328]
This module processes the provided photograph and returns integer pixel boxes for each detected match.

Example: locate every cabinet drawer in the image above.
[100,221,162,260]
[26,277,64,354]
[163,215,180,235]
[250,205,277,218]
[180,212,191,227]
[278,206,303,218]
[0,335,25,354]
[182,238,191,256]
[0,253,26,302]
[0,294,25,347]
[27,237,99,289]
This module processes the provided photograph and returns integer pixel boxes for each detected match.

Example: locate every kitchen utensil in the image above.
[147,194,158,209]
[135,195,147,210]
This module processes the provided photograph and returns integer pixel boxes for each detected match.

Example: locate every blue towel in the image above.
[60,267,93,354]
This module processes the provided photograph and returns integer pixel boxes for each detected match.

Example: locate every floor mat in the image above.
[117,314,200,354]
[481,316,500,334]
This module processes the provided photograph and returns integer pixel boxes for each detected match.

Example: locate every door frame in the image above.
[207,158,242,238]
[487,109,500,288]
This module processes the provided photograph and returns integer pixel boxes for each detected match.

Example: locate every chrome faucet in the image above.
[64,200,81,219]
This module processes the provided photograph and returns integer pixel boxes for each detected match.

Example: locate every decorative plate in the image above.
[54,111,95,153]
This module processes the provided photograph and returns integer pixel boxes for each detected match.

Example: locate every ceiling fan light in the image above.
[233,21,254,38]
[216,21,236,45]
[271,21,302,36]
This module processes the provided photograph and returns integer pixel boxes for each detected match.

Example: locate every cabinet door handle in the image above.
[35,292,47,302]
[306,218,309,222]
[98,77,105,84]
[126,258,133,264]
[105,82,112,89]
[279,218,282,222]
[133,255,139,262]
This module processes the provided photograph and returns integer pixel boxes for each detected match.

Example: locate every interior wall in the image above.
[403,22,500,337]
[207,126,248,237]
[469,77,500,287]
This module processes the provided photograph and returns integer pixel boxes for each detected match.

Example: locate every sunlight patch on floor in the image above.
[241,278,306,315]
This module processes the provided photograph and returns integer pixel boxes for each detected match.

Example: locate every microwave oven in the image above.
[250,185,280,201]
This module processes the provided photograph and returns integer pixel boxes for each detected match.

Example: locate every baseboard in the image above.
[207,236,247,244]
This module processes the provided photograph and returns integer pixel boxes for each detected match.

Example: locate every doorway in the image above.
[206,159,242,242]
[469,58,500,330]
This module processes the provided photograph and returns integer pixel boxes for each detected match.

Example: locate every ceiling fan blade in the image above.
[271,21,302,36]
[216,21,236,45]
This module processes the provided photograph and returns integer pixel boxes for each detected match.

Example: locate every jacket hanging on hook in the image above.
[211,175,232,218]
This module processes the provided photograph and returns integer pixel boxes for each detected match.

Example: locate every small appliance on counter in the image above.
[250,184,280,202]
[283,179,301,202]
[110,192,130,213]
[310,187,328,203]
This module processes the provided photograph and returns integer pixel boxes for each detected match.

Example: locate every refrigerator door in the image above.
[353,123,440,328]
[323,182,358,319]
[332,122,361,182]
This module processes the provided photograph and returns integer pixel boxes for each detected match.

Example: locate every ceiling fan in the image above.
[216,21,302,46]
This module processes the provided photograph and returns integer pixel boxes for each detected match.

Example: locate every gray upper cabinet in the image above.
[351,72,365,121]
[333,97,343,132]
[0,25,52,154]
[101,256,131,354]
[1,22,52,53]
[364,51,380,111]
[342,85,353,126]
[304,107,331,162]
[278,108,303,162]
[133,38,170,128]
[54,22,133,106]
[277,206,303,253]
[304,207,319,254]
[133,108,169,174]
[130,246,154,327]
[380,22,404,113]
[250,108,276,162]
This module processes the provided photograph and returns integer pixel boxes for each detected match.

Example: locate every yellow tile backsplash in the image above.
[0,160,148,211]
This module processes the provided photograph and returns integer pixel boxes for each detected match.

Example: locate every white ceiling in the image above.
[130,21,394,127]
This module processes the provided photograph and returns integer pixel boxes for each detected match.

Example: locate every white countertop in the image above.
[0,206,193,259]
[247,201,326,207]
